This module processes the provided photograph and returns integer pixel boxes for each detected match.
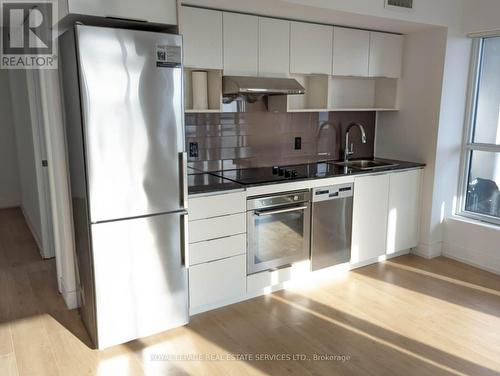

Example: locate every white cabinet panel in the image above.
[369,32,404,78]
[258,17,290,77]
[189,254,246,309]
[333,27,369,77]
[290,21,333,75]
[189,191,246,221]
[188,213,246,243]
[180,7,223,69]
[189,234,246,266]
[387,169,422,255]
[351,174,390,264]
[223,12,259,76]
[66,0,177,25]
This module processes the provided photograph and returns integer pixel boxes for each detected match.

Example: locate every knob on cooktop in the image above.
[285,169,299,179]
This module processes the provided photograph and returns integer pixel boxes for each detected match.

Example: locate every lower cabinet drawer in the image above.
[188,213,246,243]
[189,234,246,266]
[189,254,246,309]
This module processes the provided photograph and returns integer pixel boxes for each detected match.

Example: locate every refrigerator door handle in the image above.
[180,211,189,267]
[179,152,188,209]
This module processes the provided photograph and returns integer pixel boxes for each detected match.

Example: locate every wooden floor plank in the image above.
[0,353,19,376]
[1,207,500,376]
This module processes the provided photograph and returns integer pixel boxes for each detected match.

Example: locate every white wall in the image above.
[444,217,500,274]
[0,70,21,209]
[463,0,500,34]
[376,28,450,257]
[442,1,500,274]
[283,0,466,30]
[8,71,45,254]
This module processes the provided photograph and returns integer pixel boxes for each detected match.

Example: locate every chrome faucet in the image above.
[344,122,367,162]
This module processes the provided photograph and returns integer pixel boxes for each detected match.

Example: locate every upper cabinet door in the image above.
[67,0,177,25]
[290,22,333,75]
[333,27,369,77]
[258,17,290,78]
[369,32,404,78]
[180,7,223,69]
[223,12,259,76]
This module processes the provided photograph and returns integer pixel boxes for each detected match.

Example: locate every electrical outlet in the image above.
[189,142,199,158]
[294,137,302,150]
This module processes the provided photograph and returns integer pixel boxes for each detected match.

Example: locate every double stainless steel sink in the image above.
[331,159,399,171]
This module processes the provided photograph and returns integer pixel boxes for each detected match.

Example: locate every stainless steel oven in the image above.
[247,190,311,275]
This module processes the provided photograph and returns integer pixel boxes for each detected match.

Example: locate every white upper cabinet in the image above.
[369,32,404,78]
[351,173,390,264]
[64,0,177,25]
[290,21,333,75]
[180,7,223,69]
[223,12,259,76]
[258,17,290,77]
[387,169,422,255]
[332,27,370,77]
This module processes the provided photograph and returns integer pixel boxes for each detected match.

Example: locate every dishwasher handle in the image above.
[255,205,308,217]
[312,183,354,203]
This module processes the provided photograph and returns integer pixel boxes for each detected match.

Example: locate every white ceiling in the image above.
[181,0,462,34]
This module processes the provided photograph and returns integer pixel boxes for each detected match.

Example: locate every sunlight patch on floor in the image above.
[385,260,500,297]
[269,294,473,376]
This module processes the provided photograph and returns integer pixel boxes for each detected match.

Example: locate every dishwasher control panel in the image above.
[312,183,354,202]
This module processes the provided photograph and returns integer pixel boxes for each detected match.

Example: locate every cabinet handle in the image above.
[179,152,188,209]
[180,211,189,267]
[255,205,308,217]
[106,15,148,23]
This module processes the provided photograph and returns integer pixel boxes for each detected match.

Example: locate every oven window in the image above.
[253,209,305,268]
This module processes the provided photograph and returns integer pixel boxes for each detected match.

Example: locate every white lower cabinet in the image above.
[189,234,245,266]
[188,213,246,243]
[351,173,390,264]
[387,169,422,254]
[188,191,247,314]
[189,254,246,311]
[187,168,423,314]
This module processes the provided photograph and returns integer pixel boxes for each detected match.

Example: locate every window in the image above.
[460,36,500,224]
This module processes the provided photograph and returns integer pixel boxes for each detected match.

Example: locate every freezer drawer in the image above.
[90,212,188,349]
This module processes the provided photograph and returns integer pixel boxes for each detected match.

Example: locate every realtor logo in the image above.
[1,0,57,69]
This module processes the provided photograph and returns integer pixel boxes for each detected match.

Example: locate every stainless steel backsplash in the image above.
[185,111,376,172]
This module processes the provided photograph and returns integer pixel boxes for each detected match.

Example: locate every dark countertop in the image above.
[188,158,425,195]
[188,172,243,195]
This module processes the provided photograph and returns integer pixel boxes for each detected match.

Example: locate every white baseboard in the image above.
[386,249,411,260]
[20,205,44,257]
[190,294,251,316]
[443,242,500,276]
[62,290,79,310]
[0,201,21,210]
[412,241,442,259]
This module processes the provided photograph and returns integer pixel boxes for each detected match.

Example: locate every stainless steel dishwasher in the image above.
[311,183,354,271]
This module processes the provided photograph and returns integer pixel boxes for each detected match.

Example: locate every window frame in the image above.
[458,36,500,226]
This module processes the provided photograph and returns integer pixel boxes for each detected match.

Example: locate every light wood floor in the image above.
[1,207,500,376]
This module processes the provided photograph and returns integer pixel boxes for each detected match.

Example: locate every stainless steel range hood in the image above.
[222,76,305,102]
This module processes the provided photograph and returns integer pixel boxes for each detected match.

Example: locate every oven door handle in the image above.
[255,205,308,217]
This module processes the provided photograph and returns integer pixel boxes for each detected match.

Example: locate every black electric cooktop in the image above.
[210,162,355,185]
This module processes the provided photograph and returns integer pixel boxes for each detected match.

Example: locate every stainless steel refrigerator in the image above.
[60,25,188,349]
